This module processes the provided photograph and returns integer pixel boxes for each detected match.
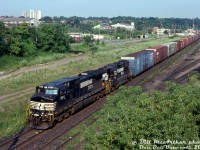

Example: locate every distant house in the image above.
[68,33,82,43]
[68,33,104,41]
[1,18,40,27]
[153,27,169,35]
[111,22,135,30]
[93,23,112,30]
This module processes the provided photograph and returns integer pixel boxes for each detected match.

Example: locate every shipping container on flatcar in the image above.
[121,50,154,77]
[162,42,177,57]
[146,45,168,64]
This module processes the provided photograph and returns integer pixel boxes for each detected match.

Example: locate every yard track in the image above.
[0,127,43,150]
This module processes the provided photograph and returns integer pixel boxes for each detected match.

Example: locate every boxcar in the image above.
[181,38,188,48]
[162,42,177,57]
[121,50,154,77]
[146,45,168,64]
[187,36,193,45]
[173,40,184,51]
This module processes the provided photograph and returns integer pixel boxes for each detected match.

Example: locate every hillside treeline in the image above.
[41,16,199,31]
[0,22,71,57]
[84,82,200,149]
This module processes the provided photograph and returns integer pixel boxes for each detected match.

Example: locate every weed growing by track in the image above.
[0,96,29,140]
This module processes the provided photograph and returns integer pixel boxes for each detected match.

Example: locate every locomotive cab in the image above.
[28,76,79,129]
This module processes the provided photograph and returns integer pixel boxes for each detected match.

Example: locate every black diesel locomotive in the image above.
[28,60,131,129]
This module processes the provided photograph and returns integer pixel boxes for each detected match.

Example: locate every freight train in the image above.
[28,33,200,129]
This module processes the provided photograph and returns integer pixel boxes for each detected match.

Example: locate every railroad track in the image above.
[174,66,200,83]
[0,128,43,150]
[164,56,200,82]
[55,117,98,150]
[36,117,98,150]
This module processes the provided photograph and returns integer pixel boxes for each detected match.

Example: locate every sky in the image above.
[0,0,200,18]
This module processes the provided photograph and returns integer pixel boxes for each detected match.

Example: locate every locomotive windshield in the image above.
[45,89,58,95]
[36,86,59,95]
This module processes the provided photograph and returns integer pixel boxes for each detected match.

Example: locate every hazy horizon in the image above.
[0,0,200,19]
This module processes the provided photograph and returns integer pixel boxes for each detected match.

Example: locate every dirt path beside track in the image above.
[0,55,86,80]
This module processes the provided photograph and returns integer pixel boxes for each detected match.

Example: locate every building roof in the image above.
[2,17,36,22]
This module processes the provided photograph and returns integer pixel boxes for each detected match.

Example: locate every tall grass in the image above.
[0,52,77,72]
[0,96,29,140]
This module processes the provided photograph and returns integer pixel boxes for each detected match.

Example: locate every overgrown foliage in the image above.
[0,23,71,57]
[0,22,8,56]
[84,82,200,149]
[83,35,99,54]
[37,24,71,53]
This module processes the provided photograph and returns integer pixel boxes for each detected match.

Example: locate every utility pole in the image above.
[193,18,195,30]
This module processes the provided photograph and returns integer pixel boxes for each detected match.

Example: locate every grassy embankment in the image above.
[63,73,200,149]
[0,37,180,140]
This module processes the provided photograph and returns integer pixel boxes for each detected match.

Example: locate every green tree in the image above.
[40,16,53,23]
[83,35,94,46]
[83,35,99,54]
[0,22,8,55]
[37,23,70,53]
[84,83,200,149]
[7,24,37,56]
